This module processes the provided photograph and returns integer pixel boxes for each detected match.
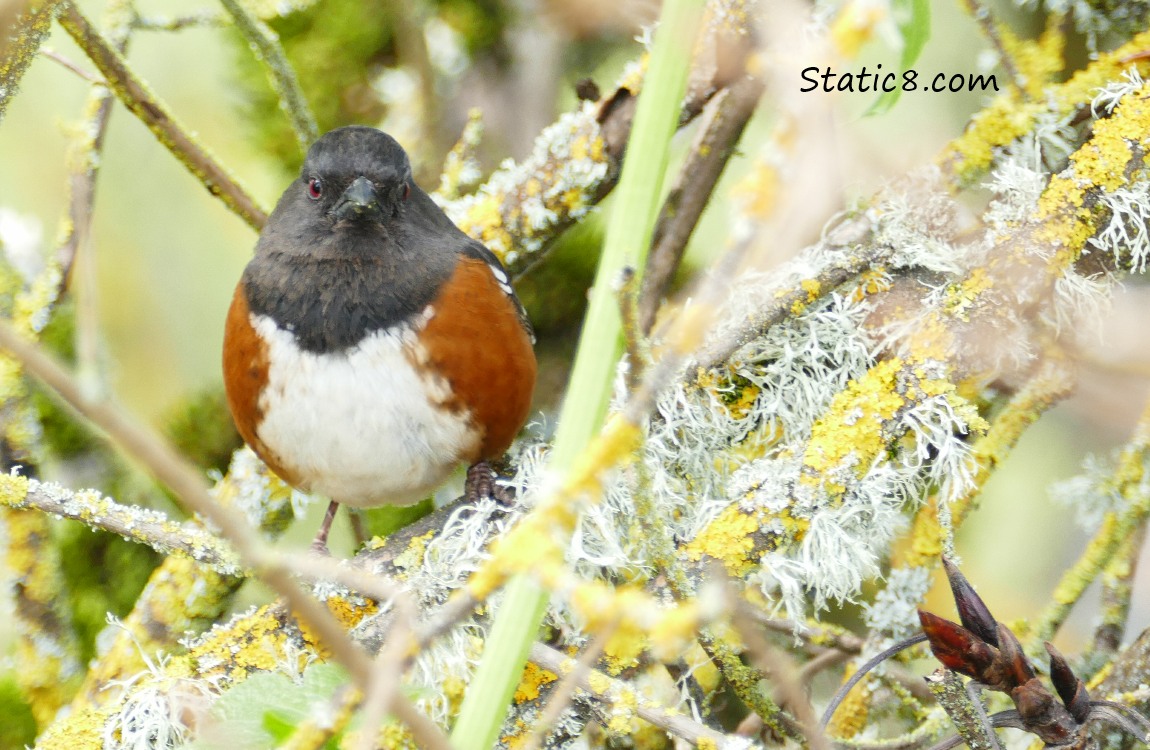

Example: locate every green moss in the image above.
[230,0,513,172]
[163,387,242,474]
[0,675,37,748]
[56,522,160,665]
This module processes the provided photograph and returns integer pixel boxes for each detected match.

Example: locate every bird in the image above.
[222,126,537,551]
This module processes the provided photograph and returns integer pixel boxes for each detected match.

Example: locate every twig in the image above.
[1092,523,1146,657]
[528,642,731,748]
[522,628,614,750]
[56,3,268,230]
[392,0,440,179]
[749,613,865,653]
[732,598,830,750]
[61,0,134,400]
[131,10,227,31]
[219,0,317,154]
[39,47,102,83]
[925,670,1003,750]
[355,592,419,750]
[693,240,885,370]
[615,266,646,390]
[0,475,241,572]
[0,317,458,746]
[959,0,1024,94]
[639,73,764,333]
[0,0,66,124]
[1032,393,1150,643]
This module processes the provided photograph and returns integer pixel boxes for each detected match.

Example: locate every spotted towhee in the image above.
[223,126,537,550]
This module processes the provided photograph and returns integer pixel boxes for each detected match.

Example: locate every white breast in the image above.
[252,312,479,507]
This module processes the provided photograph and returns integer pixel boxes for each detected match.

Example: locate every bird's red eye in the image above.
[402,183,411,201]
[307,177,322,200]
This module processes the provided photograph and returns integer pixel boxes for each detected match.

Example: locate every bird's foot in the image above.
[310,500,340,555]
[465,460,514,505]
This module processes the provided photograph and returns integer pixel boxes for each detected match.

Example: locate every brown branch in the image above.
[732,598,830,750]
[0,0,66,123]
[639,73,764,333]
[56,3,268,230]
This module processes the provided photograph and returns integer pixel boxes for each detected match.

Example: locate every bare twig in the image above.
[732,598,830,750]
[56,3,268,230]
[219,0,317,153]
[639,73,764,333]
[392,0,440,179]
[355,592,419,750]
[39,47,102,83]
[60,0,134,400]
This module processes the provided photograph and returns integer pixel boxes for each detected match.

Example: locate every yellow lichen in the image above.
[683,504,761,576]
[0,471,30,506]
[826,665,871,738]
[943,267,992,321]
[995,15,1065,99]
[513,661,558,703]
[802,358,907,495]
[191,604,294,679]
[586,670,611,695]
[390,530,435,576]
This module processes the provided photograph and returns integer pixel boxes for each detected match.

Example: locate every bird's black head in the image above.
[299,126,413,225]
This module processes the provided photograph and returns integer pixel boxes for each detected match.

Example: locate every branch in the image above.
[56,3,268,230]
[0,474,241,573]
[925,670,1003,750]
[1033,394,1150,642]
[0,0,65,124]
[639,73,765,333]
[219,0,317,153]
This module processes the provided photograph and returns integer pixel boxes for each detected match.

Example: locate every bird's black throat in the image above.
[242,247,454,353]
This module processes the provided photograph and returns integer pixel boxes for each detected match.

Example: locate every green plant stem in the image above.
[448,2,705,748]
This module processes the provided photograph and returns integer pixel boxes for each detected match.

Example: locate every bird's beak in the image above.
[332,176,380,220]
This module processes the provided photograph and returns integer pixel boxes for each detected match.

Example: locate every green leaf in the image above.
[183,663,349,749]
[867,0,931,116]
